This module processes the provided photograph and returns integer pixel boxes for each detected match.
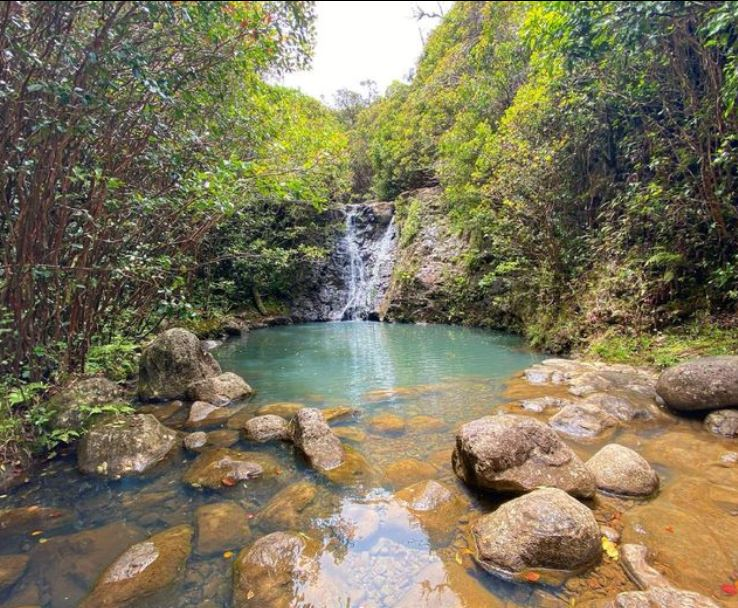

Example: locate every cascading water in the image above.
[336,204,397,320]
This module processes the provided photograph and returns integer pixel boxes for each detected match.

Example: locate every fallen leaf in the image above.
[38,538,47,544]
[664,525,674,533]
[31,530,44,536]
[524,572,541,582]
[454,552,462,565]
[221,476,237,487]
[223,551,234,559]
[247,590,255,600]
[601,536,619,560]
[721,583,737,596]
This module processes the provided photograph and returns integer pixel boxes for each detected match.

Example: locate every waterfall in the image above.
[336,204,397,321]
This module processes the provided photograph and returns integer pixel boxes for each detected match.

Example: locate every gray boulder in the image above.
[608,589,720,608]
[472,487,600,578]
[138,328,221,401]
[586,444,659,497]
[656,356,738,411]
[186,372,252,403]
[289,408,345,471]
[452,414,595,498]
[78,414,179,477]
[704,409,738,438]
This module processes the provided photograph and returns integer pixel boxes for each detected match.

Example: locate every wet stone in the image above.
[80,524,193,608]
[289,408,345,471]
[333,426,367,442]
[452,414,595,498]
[183,431,207,451]
[549,402,619,439]
[704,409,738,438]
[407,415,446,432]
[394,480,468,545]
[0,553,29,594]
[586,444,659,497]
[472,487,601,579]
[242,414,290,443]
[254,481,318,530]
[195,501,251,555]
[186,372,253,403]
[185,401,243,429]
[519,396,572,413]
[255,402,304,418]
[78,414,179,478]
[182,448,271,489]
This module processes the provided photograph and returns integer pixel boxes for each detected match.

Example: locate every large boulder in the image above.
[78,414,179,477]
[471,487,600,578]
[586,444,659,497]
[289,408,345,471]
[233,531,321,608]
[45,376,126,430]
[138,328,221,401]
[242,415,291,443]
[186,372,252,403]
[452,415,595,498]
[80,524,192,608]
[656,356,738,411]
[704,409,738,438]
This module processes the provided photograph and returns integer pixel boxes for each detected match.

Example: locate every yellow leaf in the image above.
[601,536,619,560]
[31,530,44,536]
[38,538,47,544]
[454,552,462,565]
[223,551,234,559]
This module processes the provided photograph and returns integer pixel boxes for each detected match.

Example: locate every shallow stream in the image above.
[1,322,736,607]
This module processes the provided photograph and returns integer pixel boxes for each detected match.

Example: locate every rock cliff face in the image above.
[292,188,467,324]
[291,201,397,321]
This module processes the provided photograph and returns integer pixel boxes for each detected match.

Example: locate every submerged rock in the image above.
[656,356,738,411]
[586,444,659,497]
[322,406,358,423]
[704,409,738,438]
[549,402,618,439]
[333,426,367,442]
[183,448,270,489]
[195,501,251,555]
[384,457,438,488]
[0,554,29,594]
[471,487,600,578]
[256,402,304,418]
[519,396,572,413]
[584,393,653,422]
[608,588,720,608]
[45,376,126,430]
[395,480,468,545]
[80,524,192,608]
[289,408,345,471]
[138,328,221,401]
[368,412,406,435]
[0,505,72,537]
[613,544,720,608]
[452,414,595,498]
[185,401,243,429]
[408,414,446,432]
[254,481,318,530]
[186,372,253,403]
[78,414,179,477]
[233,531,321,608]
[242,414,291,443]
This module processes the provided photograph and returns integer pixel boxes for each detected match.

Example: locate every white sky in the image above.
[279,1,454,104]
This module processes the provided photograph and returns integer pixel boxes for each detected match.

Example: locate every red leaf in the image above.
[524,572,540,583]
[721,583,737,596]
[221,476,237,487]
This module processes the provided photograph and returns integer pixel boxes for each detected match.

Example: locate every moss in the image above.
[585,323,738,368]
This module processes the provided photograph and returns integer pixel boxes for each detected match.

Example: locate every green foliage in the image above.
[85,339,140,382]
[353,0,738,353]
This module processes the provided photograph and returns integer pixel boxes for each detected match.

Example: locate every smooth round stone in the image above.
[704,409,738,438]
[586,444,659,497]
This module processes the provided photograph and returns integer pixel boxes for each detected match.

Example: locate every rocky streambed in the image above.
[0,324,737,608]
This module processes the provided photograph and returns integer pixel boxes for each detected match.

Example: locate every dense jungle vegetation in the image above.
[2,1,738,462]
